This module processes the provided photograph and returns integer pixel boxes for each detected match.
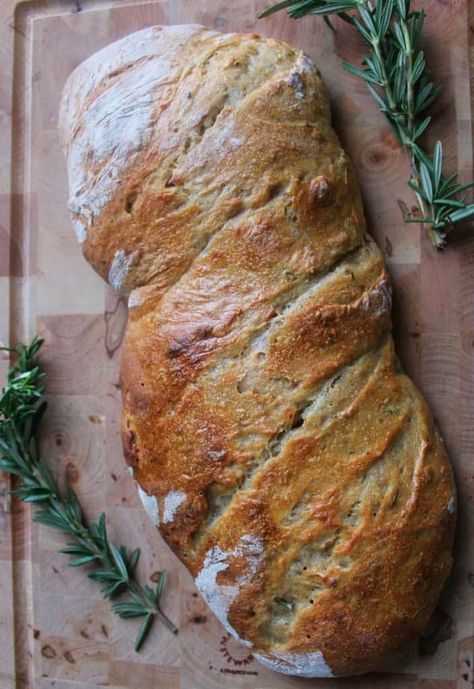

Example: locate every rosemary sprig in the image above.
[259,0,474,248]
[0,337,177,652]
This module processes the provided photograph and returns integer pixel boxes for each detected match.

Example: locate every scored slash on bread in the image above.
[59,25,456,677]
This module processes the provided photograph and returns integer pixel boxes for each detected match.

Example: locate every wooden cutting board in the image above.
[1,1,473,687]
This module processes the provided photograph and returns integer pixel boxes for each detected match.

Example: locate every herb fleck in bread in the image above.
[59,25,456,677]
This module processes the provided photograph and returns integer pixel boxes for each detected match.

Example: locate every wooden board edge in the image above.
[1,2,22,687]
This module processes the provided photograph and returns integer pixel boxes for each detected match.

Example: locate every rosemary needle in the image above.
[0,337,177,652]
[259,0,474,248]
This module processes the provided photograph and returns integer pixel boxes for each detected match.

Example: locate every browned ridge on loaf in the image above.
[59,24,456,678]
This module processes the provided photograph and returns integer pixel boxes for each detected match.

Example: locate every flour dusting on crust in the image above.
[254,650,334,678]
[195,534,263,646]
[284,54,316,100]
[361,277,392,315]
[59,25,203,245]
[285,70,305,100]
[128,290,143,308]
[137,485,160,526]
[72,217,87,245]
[162,490,187,524]
[128,467,160,526]
[108,249,138,292]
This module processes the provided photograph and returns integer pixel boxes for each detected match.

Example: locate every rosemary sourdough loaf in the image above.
[59,25,456,677]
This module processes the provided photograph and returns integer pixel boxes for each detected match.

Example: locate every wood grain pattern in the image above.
[0,1,472,687]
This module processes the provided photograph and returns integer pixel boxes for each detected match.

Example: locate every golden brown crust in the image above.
[60,25,455,677]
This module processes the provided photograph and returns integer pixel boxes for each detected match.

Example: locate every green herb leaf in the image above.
[113,602,149,619]
[379,0,394,38]
[411,51,425,84]
[135,613,154,652]
[420,162,433,203]
[128,548,141,572]
[258,0,297,18]
[154,571,167,600]
[343,61,381,84]
[109,543,129,583]
[433,198,466,209]
[395,0,407,20]
[366,83,388,111]
[88,571,122,583]
[413,116,431,141]
[60,544,93,556]
[432,141,442,192]
[447,204,474,223]
[69,555,99,567]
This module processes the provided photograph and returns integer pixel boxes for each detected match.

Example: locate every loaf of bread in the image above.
[59,25,456,677]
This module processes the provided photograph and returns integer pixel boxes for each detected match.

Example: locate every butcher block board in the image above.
[0,0,473,687]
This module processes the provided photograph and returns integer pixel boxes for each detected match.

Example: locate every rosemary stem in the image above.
[370,15,438,245]
[128,580,178,634]
[27,462,97,553]
[259,0,474,247]
[155,609,179,635]
[128,582,155,610]
[30,448,178,633]
[402,20,415,136]
[1,338,177,652]
[400,17,439,246]
[372,39,397,111]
